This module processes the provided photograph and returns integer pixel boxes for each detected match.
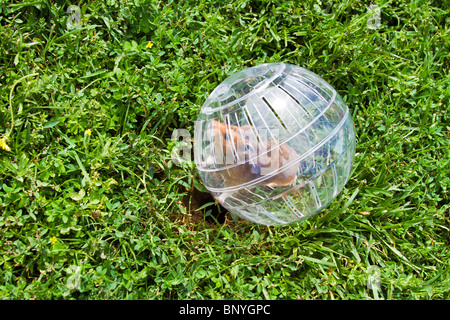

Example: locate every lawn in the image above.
[0,0,449,300]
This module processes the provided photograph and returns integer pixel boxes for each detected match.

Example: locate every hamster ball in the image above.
[193,63,356,226]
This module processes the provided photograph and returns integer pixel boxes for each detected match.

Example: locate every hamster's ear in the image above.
[210,120,221,130]
[210,121,225,138]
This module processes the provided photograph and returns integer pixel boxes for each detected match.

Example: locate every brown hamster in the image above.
[208,120,298,202]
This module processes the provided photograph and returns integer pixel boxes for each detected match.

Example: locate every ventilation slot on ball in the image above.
[242,106,261,143]
[277,85,310,119]
[282,77,330,119]
[262,96,289,133]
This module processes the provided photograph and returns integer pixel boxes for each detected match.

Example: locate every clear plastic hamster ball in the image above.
[193,63,356,226]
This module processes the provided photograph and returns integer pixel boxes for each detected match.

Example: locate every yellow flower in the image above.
[50,236,57,245]
[146,41,153,49]
[0,138,11,152]
[85,129,92,136]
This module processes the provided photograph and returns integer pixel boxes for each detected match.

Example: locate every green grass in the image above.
[0,0,449,299]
